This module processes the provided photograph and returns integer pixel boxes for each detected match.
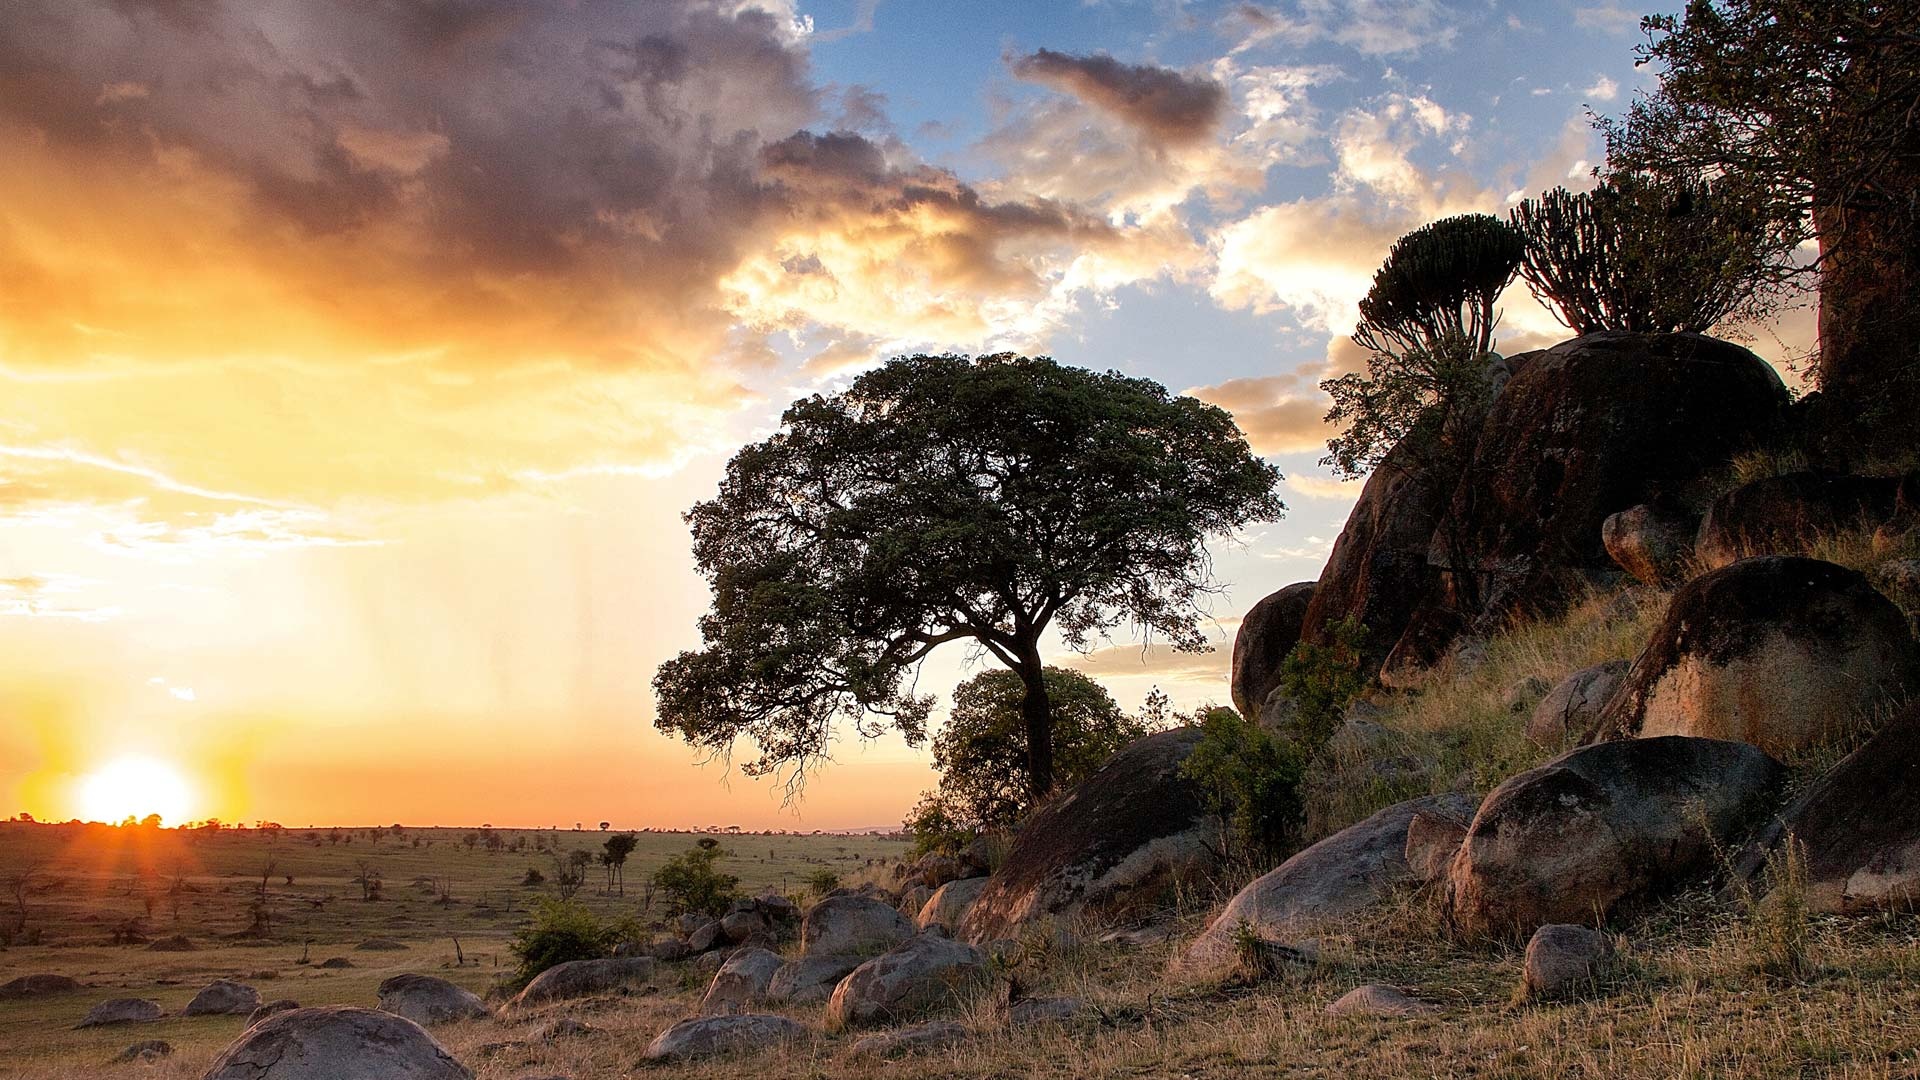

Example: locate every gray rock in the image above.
[316,957,354,969]
[1603,503,1697,586]
[766,954,863,1004]
[0,974,80,999]
[530,1017,594,1042]
[692,949,727,975]
[847,1020,967,1059]
[377,974,488,1025]
[505,957,655,1010]
[76,998,163,1028]
[113,1039,173,1063]
[687,918,724,953]
[915,876,989,933]
[248,999,301,1025]
[1527,660,1630,747]
[1231,582,1318,727]
[718,909,768,944]
[1404,804,1476,886]
[1594,556,1920,757]
[1325,984,1435,1017]
[202,1006,471,1079]
[1523,924,1616,999]
[801,895,912,957]
[642,1014,808,1063]
[1445,737,1783,941]
[1179,794,1479,976]
[826,934,992,1030]
[699,947,783,1015]
[185,979,261,1017]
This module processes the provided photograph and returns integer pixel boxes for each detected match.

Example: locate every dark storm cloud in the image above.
[1009,48,1227,145]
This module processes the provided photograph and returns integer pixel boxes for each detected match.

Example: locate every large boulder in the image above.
[1443,736,1784,941]
[1384,332,1790,677]
[916,876,989,933]
[1695,472,1905,569]
[765,954,863,1004]
[825,934,992,1031]
[1734,705,1920,913]
[1179,794,1480,975]
[1526,660,1630,748]
[184,979,260,1016]
[76,998,163,1027]
[800,895,912,957]
[0,974,80,999]
[376,974,488,1025]
[643,1014,808,1063]
[1602,503,1698,586]
[1230,582,1317,727]
[202,1007,472,1080]
[1325,984,1435,1017]
[1522,924,1616,1000]
[505,956,656,1010]
[1593,557,1920,757]
[699,947,783,1015]
[960,727,1216,942]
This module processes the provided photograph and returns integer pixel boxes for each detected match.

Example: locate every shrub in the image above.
[1352,213,1525,361]
[1510,174,1792,335]
[903,793,975,857]
[650,843,740,916]
[507,898,642,989]
[1275,617,1370,757]
[803,867,841,897]
[1179,706,1306,866]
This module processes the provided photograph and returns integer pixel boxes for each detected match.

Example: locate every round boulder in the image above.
[184,979,261,1017]
[1230,582,1317,727]
[848,1020,967,1060]
[766,954,863,1005]
[0,974,80,999]
[1443,736,1783,941]
[1695,472,1904,569]
[800,895,912,958]
[1527,660,1630,747]
[202,1006,471,1080]
[699,946,783,1015]
[1522,924,1615,1000]
[1325,984,1434,1017]
[1603,503,1698,586]
[825,934,991,1031]
[642,1014,807,1063]
[1594,557,1920,757]
[505,957,655,1010]
[915,876,989,933]
[377,974,488,1025]
[718,908,768,944]
[76,998,163,1028]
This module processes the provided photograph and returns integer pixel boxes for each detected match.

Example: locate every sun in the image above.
[77,757,195,826]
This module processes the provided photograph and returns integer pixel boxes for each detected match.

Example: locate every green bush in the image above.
[650,843,740,916]
[1179,706,1306,866]
[507,898,642,989]
[1276,616,1370,756]
[803,867,841,897]
[903,793,975,857]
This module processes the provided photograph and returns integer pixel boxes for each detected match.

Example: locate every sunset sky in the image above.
[0,0,1812,830]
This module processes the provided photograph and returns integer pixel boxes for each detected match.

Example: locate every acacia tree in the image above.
[917,667,1151,833]
[1601,1,1920,441]
[653,354,1282,799]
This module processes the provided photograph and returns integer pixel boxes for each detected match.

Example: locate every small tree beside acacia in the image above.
[653,354,1283,801]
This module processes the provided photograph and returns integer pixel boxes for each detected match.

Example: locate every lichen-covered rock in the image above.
[1444,737,1783,941]
[800,895,912,958]
[1522,924,1615,999]
[1230,582,1317,727]
[201,1007,471,1079]
[1527,660,1630,747]
[185,979,261,1016]
[915,876,989,933]
[1695,472,1905,569]
[642,1014,807,1063]
[765,954,863,1004]
[505,957,655,1010]
[847,1020,967,1059]
[76,998,163,1028]
[1593,557,1920,757]
[699,947,783,1015]
[377,974,488,1025]
[825,935,991,1031]
[1179,794,1479,975]
[1325,984,1434,1017]
[1603,503,1698,586]
[960,728,1217,943]
[1734,704,1920,914]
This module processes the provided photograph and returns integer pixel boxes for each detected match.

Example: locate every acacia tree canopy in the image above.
[652,354,1283,798]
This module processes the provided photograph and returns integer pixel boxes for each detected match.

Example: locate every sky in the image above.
[0,0,1813,830]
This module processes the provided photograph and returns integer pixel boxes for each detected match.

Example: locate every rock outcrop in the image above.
[643,1014,807,1062]
[184,979,261,1017]
[699,947,783,1015]
[377,974,489,1025]
[801,895,912,958]
[0,974,79,999]
[202,1007,471,1080]
[825,935,992,1030]
[1695,472,1905,569]
[915,876,989,933]
[766,954,863,1005]
[505,957,655,1010]
[1443,736,1783,941]
[1593,557,1919,757]
[1180,793,1479,974]
[1603,503,1698,586]
[76,998,163,1027]
[1230,581,1317,727]
[960,727,1216,943]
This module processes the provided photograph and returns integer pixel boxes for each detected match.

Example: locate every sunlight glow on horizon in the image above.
[76,756,195,826]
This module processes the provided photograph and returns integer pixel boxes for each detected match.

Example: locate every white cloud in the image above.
[1584,75,1619,101]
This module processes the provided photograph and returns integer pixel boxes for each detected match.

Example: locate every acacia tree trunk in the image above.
[1811,159,1920,461]
[1012,648,1055,800]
